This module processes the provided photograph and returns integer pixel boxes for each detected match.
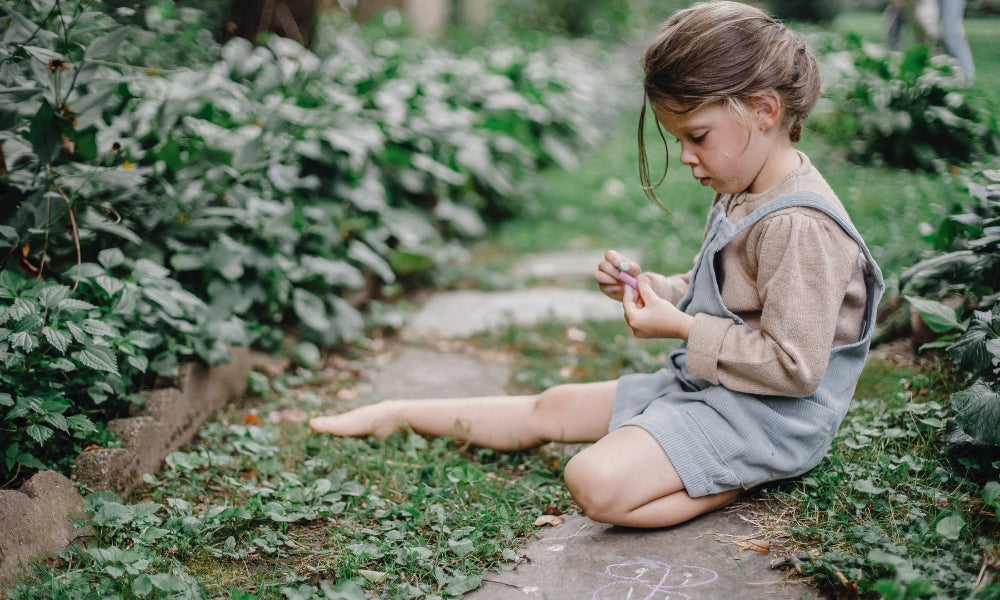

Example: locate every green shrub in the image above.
[904,165,1000,447]
[812,34,998,170]
[0,0,625,485]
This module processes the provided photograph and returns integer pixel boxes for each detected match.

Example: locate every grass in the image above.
[8,10,1000,600]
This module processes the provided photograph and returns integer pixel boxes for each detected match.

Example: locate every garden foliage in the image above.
[813,34,998,170]
[0,0,623,485]
[904,166,1000,448]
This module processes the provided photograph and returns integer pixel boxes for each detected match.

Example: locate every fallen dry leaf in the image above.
[533,514,565,527]
[738,539,771,553]
[242,412,261,425]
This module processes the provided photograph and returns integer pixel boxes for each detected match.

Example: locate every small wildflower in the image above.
[46,58,68,71]
[179,212,190,222]
[122,159,132,169]
[146,67,161,77]
[111,142,121,152]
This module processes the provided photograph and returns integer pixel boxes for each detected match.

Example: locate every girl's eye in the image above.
[691,133,707,143]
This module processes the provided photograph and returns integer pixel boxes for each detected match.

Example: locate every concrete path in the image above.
[370,251,824,599]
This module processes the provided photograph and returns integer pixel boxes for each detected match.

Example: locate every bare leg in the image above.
[309,381,618,452]
[564,425,740,528]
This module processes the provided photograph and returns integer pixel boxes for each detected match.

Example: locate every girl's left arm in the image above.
[684,211,860,397]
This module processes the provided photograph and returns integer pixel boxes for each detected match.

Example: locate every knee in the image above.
[563,451,625,525]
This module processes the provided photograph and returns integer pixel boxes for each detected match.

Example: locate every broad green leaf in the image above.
[984,481,1000,509]
[905,296,963,333]
[853,478,888,494]
[935,513,964,540]
[38,285,70,309]
[148,573,191,592]
[9,331,37,352]
[44,413,68,432]
[26,424,53,445]
[57,298,98,312]
[98,247,127,269]
[127,354,149,372]
[292,288,331,333]
[66,414,97,434]
[132,574,153,596]
[72,346,120,375]
[951,381,1000,446]
[348,240,395,283]
[95,275,125,298]
[28,100,61,164]
[0,393,12,407]
[82,318,119,339]
[85,27,130,60]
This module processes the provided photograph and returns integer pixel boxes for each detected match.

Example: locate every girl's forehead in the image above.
[656,104,729,131]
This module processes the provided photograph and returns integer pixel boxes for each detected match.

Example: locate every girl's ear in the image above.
[754,92,783,131]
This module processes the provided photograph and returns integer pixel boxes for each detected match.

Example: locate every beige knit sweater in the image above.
[657,152,868,398]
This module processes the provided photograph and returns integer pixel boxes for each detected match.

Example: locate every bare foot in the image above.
[309,401,400,438]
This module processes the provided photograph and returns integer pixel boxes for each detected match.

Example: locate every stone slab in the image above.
[365,347,511,401]
[0,471,90,590]
[511,250,644,281]
[402,289,624,341]
[72,346,251,495]
[468,512,823,600]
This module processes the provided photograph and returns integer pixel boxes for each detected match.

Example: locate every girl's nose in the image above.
[679,144,697,166]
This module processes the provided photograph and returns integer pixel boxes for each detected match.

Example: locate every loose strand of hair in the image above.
[637,96,672,214]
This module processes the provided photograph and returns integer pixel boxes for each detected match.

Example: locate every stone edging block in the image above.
[0,346,251,592]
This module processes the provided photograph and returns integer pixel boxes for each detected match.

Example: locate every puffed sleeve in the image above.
[684,209,859,397]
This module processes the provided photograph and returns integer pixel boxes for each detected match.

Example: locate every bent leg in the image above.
[564,425,740,528]
[310,380,618,452]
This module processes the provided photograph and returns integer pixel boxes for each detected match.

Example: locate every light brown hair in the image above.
[638,1,822,205]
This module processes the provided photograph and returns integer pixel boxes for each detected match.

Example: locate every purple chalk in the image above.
[616,271,638,289]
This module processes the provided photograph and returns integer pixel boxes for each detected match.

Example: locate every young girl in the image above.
[311,1,884,529]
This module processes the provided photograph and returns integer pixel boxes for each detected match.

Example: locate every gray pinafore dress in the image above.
[610,191,885,498]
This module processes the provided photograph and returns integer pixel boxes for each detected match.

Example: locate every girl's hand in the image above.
[622,275,693,340]
[596,250,640,301]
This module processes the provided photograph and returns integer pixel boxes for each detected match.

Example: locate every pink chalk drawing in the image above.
[592,559,719,600]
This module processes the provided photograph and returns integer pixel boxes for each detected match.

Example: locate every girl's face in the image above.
[656,102,776,196]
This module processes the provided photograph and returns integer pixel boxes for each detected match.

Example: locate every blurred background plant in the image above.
[0,0,626,485]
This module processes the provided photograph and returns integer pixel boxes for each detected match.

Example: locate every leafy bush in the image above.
[904,166,1000,447]
[0,0,624,484]
[813,35,998,170]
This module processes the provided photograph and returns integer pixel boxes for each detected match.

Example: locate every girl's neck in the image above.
[747,144,801,195]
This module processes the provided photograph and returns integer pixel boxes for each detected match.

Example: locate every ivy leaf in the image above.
[72,346,120,375]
